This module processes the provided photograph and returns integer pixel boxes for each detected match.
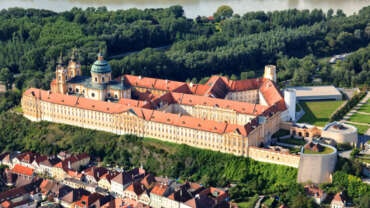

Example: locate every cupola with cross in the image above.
[91,51,112,85]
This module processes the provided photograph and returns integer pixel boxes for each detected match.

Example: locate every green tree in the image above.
[359,194,370,208]
[214,5,234,20]
[350,148,360,159]
[0,68,14,91]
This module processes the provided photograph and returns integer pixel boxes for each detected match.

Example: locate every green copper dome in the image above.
[91,54,111,74]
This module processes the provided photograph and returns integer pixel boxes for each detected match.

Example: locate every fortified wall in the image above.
[248,146,301,168]
[297,144,337,184]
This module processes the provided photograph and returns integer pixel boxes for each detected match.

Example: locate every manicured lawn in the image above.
[298,101,344,127]
[304,146,334,154]
[344,123,369,135]
[348,113,370,124]
[279,138,306,146]
[358,104,370,113]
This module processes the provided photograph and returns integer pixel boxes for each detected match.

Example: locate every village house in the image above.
[83,166,108,184]
[39,156,61,177]
[149,182,170,208]
[163,182,205,208]
[331,192,348,208]
[39,179,73,203]
[9,164,35,184]
[122,181,151,205]
[51,153,90,180]
[110,172,133,198]
[304,185,327,205]
[97,171,119,192]
[73,192,107,208]
[60,188,89,208]
[11,152,46,169]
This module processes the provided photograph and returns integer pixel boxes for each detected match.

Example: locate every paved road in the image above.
[338,150,352,159]
[254,196,264,208]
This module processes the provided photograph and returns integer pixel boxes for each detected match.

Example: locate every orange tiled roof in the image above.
[24,88,130,114]
[75,193,102,208]
[332,192,346,203]
[11,164,34,176]
[259,79,286,111]
[170,92,268,115]
[122,75,187,92]
[1,201,11,208]
[24,88,251,136]
[150,183,168,196]
[304,185,324,198]
[125,181,145,196]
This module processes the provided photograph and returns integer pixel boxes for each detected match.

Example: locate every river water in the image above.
[0,0,369,17]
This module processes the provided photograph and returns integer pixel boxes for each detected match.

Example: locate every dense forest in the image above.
[0,5,369,91]
[0,112,368,207]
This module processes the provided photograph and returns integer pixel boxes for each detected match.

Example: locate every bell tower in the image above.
[263,65,277,83]
[56,53,67,94]
[67,48,81,79]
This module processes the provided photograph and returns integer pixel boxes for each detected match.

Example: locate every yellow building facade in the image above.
[22,52,292,161]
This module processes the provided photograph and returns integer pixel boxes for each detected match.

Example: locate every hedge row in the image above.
[330,91,367,121]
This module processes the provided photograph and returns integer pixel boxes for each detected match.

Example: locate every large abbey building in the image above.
[22,52,291,158]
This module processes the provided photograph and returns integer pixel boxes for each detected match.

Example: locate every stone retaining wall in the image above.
[248,146,300,168]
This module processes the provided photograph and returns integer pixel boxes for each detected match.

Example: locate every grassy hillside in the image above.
[0,112,297,185]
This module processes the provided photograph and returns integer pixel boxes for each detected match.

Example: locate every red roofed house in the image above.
[10,164,34,179]
[122,181,150,205]
[39,156,61,177]
[149,182,170,208]
[98,170,119,192]
[74,193,103,208]
[331,192,348,208]
[51,153,90,180]
[304,185,327,205]
[163,182,205,208]
[12,152,45,169]
[83,166,108,184]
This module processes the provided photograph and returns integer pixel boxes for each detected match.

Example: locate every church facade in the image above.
[22,52,287,157]
[50,51,131,101]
